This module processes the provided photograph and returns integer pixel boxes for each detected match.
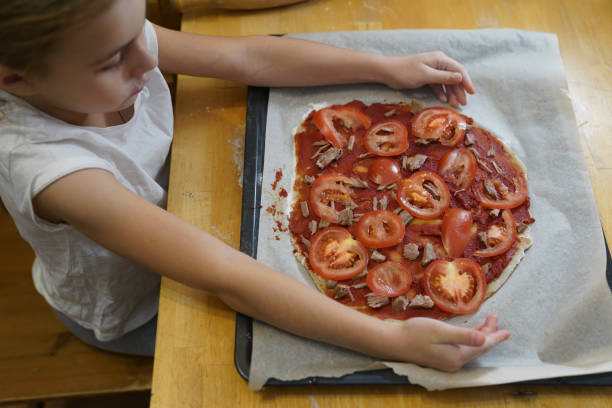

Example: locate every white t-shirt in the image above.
[0,21,173,341]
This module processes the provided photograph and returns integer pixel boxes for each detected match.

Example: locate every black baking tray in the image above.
[235,85,612,387]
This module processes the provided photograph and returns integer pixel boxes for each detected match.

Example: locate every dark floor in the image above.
[0,390,150,408]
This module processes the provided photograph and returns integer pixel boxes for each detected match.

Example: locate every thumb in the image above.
[424,65,463,85]
[437,325,485,346]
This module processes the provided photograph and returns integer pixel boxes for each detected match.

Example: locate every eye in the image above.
[100,53,124,72]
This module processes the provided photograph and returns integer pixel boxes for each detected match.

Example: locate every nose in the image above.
[128,38,158,79]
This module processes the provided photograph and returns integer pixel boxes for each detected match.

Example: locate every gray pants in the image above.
[53,309,157,357]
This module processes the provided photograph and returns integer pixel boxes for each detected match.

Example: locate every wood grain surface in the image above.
[0,209,153,403]
[150,1,612,406]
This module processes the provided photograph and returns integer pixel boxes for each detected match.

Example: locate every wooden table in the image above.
[150,1,612,406]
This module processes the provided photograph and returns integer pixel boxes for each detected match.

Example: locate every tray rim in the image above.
[235,85,612,387]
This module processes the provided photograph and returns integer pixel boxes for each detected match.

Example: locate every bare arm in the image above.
[34,169,508,370]
[153,24,475,107]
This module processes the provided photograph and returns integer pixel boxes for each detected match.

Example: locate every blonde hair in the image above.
[0,0,115,74]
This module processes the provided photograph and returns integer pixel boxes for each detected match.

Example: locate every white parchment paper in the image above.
[248,29,612,390]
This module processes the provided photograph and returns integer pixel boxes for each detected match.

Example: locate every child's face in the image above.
[28,0,156,115]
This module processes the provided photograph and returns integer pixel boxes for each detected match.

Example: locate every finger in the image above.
[445,84,461,107]
[451,83,467,106]
[473,322,486,331]
[459,329,511,362]
[423,65,463,86]
[436,324,486,347]
[430,84,447,103]
[435,55,475,94]
[480,314,500,332]
[460,69,476,94]
[473,314,498,334]
[448,89,459,108]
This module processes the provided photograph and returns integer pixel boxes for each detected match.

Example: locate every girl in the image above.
[0,0,509,371]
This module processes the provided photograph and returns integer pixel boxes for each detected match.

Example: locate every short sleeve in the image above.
[143,20,159,57]
[7,143,115,232]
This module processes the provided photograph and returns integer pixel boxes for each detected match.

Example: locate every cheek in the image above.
[91,73,129,99]
[48,70,131,112]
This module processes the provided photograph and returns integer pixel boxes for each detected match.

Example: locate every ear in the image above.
[0,65,38,96]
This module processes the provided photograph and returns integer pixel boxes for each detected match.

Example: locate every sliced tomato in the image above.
[438,148,477,190]
[396,171,450,220]
[410,107,471,146]
[367,261,412,297]
[473,209,517,257]
[441,209,473,258]
[309,173,355,223]
[422,258,486,314]
[477,176,528,209]
[364,120,409,156]
[313,106,372,148]
[309,226,369,280]
[351,158,375,179]
[354,210,405,248]
[368,158,401,186]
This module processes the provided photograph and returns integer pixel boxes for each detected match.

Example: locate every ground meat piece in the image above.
[337,208,353,226]
[398,210,414,225]
[365,293,390,308]
[347,287,355,301]
[347,135,355,151]
[346,199,358,210]
[421,242,437,266]
[409,294,434,309]
[326,280,338,289]
[379,195,389,211]
[487,146,496,157]
[303,175,315,185]
[310,143,330,159]
[470,147,493,173]
[478,231,488,246]
[300,235,311,248]
[408,154,428,171]
[384,108,396,117]
[392,295,409,312]
[352,282,368,289]
[484,179,499,199]
[464,132,475,146]
[312,140,330,147]
[300,201,310,218]
[403,243,420,260]
[350,177,368,189]
[316,147,343,169]
[516,221,529,233]
[318,219,330,229]
[481,263,490,276]
[492,161,504,175]
[334,284,354,301]
[423,181,440,200]
[308,220,317,235]
[371,250,386,262]
[489,208,500,218]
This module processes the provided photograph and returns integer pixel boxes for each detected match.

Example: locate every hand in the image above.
[385,314,510,372]
[382,51,476,108]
